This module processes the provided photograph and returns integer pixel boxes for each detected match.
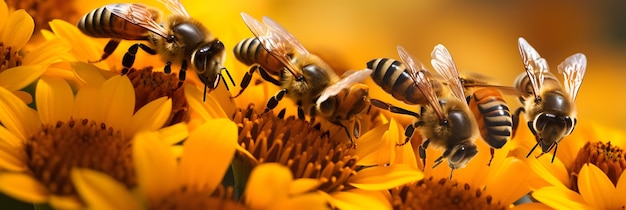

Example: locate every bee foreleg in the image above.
[177,60,188,87]
[370,99,420,118]
[91,39,121,63]
[511,107,525,138]
[487,148,495,166]
[264,88,287,114]
[122,43,157,74]
[418,139,430,169]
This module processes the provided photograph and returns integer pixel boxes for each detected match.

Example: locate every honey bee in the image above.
[513,37,586,162]
[77,0,234,100]
[460,73,515,166]
[370,45,479,178]
[236,12,373,144]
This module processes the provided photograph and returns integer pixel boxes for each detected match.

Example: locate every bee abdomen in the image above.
[470,88,512,149]
[77,4,149,40]
[368,58,426,105]
[233,38,282,73]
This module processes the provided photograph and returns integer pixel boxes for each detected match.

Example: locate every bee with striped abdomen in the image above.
[369,45,480,179]
[513,37,586,163]
[460,74,516,166]
[77,0,234,101]
[235,13,373,146]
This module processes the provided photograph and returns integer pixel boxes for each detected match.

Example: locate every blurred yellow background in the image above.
[69,0,626,131]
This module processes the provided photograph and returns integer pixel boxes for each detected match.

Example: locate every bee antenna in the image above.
[432,156,444,169]
[526,141,541,158]
[551,144,558,163]
[221,67,236,87]
[203,84,207,102]
[449,169,454,180]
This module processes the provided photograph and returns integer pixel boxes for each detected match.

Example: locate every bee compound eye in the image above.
[450,146,466,163]
[318,98,335,116]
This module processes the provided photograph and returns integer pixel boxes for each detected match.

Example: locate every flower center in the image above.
[25,119,135,196]
[391,176,506,210]
[127,67,189,126]
[0,42,22,72]
[570,141,626,192]
[151,185,247,210]
[6,0,77,31]
[233,104,359,193]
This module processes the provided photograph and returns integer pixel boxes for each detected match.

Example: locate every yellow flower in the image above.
[0,74,172,208]
[515,119,626,209]
[387,117,548,209]
[233,106,423,210]
[72,119,326,209]
[0,1,72,103]
[533,163,626,209]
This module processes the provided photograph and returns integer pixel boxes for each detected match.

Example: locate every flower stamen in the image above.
[6,0,77,31]
[127,67,189,126]
[26,119,135,196]
[391,176,506,210]
[570,141,626,192]
[233,104,359,194]
[0,42,22,72]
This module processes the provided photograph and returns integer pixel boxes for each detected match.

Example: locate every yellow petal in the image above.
[133,131,178,203]
[71,62,107,87]
[36,77,74,125]
[97,75,135,133]
[0,129,27,171]
[0,10,33,50]
[289,178,321,196]
[12,90,33,104]
[329,189,391,210]
[72,168,142,210]
[0,86,40,140]
[23,38,71,66]
[532,186,590,209]
[350,164,423,190]
[377,119,398,166]
[355,122,389,166]
[0,65,46,91]
[510,202,554,210]
[483,157,532,205]
[0,173,48,203]
[48,195,84,210]
[127,97,172,137]
[179,119,237,192]
[156,123,189,145]
[48,19,105,64]
[185,83,228,122]
[578,163,616,209]
[0,1,7,31]
[270,193,328,210]
[245,163,293,209]
[526,153,569,188]
[74,86,98,120]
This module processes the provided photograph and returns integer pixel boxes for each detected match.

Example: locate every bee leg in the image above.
[526,140,541,159]
[309,105,317,124]
[264,88,287,114]
[122,43,157,74]
[90,39,121,63]
[331,120,356,148]
[178,60,188,86]
[550,143,558,163]
[487,148,495,166]
[277,108,287,119]
[418,139,430,169]
[511,107,525,138]
[297,101,305,120]
[234,66,280,98]
[370,99,420,118]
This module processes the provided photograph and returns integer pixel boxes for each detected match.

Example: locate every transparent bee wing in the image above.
[518,37,548,99]
[262,16,310,56]
[240,12,301,78]
[158,0,190,17]
[558,53,586,101]
[106,4,170,39]
[431,44,466,102]
[315,69,373,107]
[397,45,446,121]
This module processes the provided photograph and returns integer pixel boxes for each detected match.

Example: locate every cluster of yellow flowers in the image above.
[0,1,624,209]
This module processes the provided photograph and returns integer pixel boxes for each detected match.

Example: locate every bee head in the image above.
[447,142,478,170]
[533,113,576,152]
